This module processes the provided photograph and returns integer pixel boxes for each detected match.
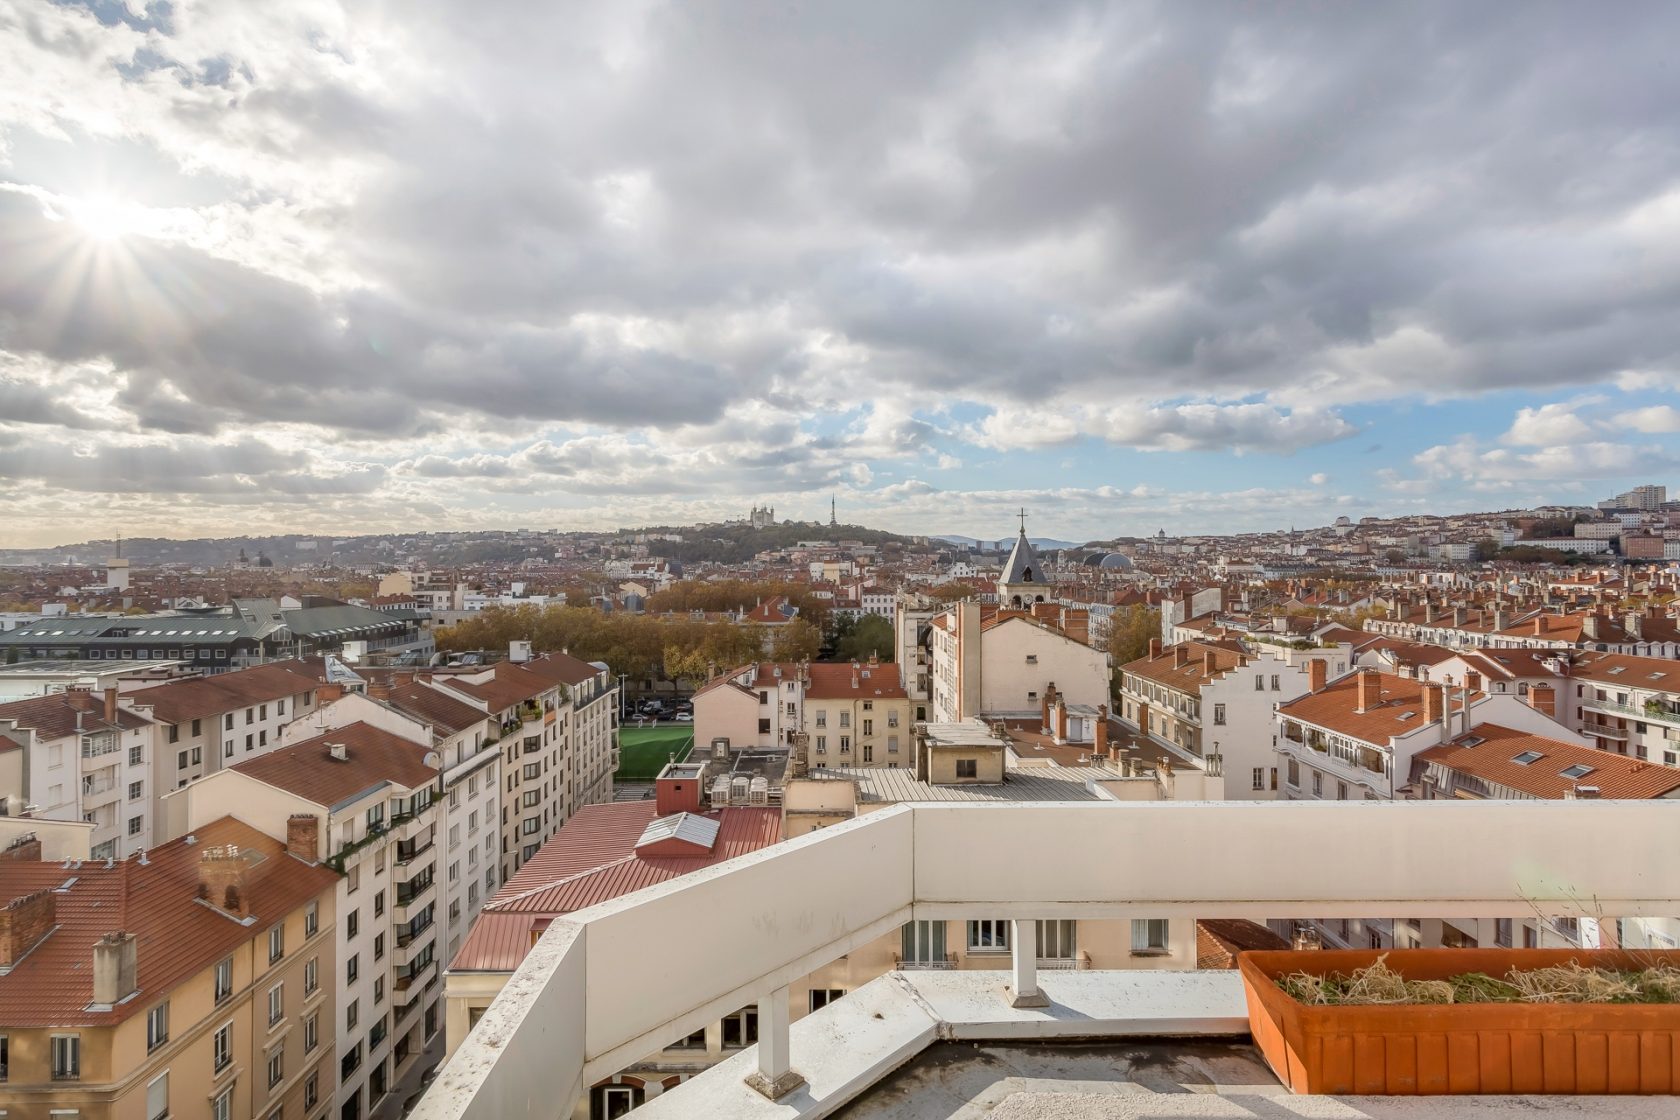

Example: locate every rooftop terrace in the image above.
[413,800,1680,1120]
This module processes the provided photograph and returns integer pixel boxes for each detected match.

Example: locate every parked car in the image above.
[674,712,693,722]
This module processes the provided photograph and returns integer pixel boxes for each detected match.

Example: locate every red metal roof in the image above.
[448,802,781,973]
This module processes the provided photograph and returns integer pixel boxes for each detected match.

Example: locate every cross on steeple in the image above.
[1018,508,1028,534]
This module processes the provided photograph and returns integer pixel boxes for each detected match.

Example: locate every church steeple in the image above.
[997,510,1045,609]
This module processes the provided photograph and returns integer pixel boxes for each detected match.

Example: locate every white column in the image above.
[745,985,805,1100]
[1009,919,1048,1008]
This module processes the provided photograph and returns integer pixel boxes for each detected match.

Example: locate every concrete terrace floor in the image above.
[833,1039,1679,1120]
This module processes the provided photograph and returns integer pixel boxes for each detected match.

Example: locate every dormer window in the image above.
[1512,750,1544,765]
[1559,763,1595,779]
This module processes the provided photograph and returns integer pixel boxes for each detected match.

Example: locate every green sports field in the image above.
[616,724,695,781]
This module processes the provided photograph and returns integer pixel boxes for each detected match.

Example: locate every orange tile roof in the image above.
[1278,671,1475,744]
[0,816,336,1026]
[123,661,322,726]
[1565,650,1680,690]
[805,661,906,701]
[448,803,781,973]
[1120,641,1250,698]
[384,681,488,736]
[0,690,151,740]
[232,721,436,804]
[1413,723,1680,800]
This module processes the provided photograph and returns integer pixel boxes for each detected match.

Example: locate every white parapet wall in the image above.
[415,800,1680,1120]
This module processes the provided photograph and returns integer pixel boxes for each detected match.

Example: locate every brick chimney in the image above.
[1527,683,1557,721]
[1356,669,1380,713]
[1,833,43,862]
[1422,683,1444,726]
[1095,705,1109,755]
[1147,638,1161,659]
[1626,612,1644,640]
[91,931,138,1006]
[1424,603,1437,625]
[1055,699,1069,744]
[199,845,248,916]
[1465,670,1483,693]
[1308,658,1327,693]
[1582,614,1601,641]
[286,814,321,862]
[367,679,392,702]
[1452,607,1466,627]
[1493,608,1509,631]
[317,683,345,703]
[1533,615,1547,636]
[104,686,118,725]
[1201,650,1217,676]
[1173,646,1189,668]
[0,888,57,968]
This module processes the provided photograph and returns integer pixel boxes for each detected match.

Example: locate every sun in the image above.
[66,194,144,241]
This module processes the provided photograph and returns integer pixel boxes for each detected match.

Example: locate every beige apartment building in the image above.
[802,660,910,768]
[0,816,338,1120]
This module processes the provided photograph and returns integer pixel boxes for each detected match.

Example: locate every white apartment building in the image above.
[1550,650,1680,766]
[0,688,157,859]
[164,721,446,1120]
[277,677,503,963]
[1115,639,1337,799]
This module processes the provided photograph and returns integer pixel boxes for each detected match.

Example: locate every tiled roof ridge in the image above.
[482,853,642,912]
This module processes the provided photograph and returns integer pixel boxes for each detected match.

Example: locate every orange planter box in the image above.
[1239,948,1680,1095]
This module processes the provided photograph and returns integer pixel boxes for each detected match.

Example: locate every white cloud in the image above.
[1614,404,1680,433]
[1501,403,1596,446]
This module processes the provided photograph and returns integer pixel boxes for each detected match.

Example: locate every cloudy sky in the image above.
[3,1,1680,548]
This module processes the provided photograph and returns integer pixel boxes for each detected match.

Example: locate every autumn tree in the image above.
[770,618,823,663]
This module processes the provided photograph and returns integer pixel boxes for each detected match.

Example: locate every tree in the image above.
[1104,604,1160,666]
[770,619,822,663]
[835,615,894,663]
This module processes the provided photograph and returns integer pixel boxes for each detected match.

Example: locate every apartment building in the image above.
[120,659,324,811]
[277,677,502,963]
[802,661,911,768]
[0,816,338,1120]
[163,723,444,1119]
[1115,639,1334,798]
[693,662,806,752]
[430,653,617,879]
[1550,650,1680,765]
[0,689,157,860]
[927,600,1107,723]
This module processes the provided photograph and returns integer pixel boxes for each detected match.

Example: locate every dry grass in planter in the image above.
[1277,953,1680,1006]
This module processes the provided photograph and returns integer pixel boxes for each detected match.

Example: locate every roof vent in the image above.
[328,743,348,762]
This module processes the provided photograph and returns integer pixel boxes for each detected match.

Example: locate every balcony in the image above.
[412,800,1678,1120]
[891,953,956,971]
[1582,695,1680,728]
[395,829,435,866]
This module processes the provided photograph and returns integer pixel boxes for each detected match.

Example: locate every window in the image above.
[839,735,850,752]
[215,957,233,1003]
[815,735,826,754]
[347,954,360,984]
[0,1034,7,1082]
[214,1022,232,1072]
[374,976,384,1005]
[1271,674,1281,691]
[721,1007,759,1048]
[888,734,900,753]
[1337,781,1348,801]
[808,988,845,1012]
[1037,919,1077,959]
[839,711,851,728]
[1255,674,1264,691]
[1213,703,1226,725]
[374,933,385,962]
[1495,918,1513,947]
[1131,918,1170,953]
[305,957,318,995]
[268,1044,284,1088]
[269,924,284,963]
[967,919,1009,952]
[1312,771,1323,797]
[347,864,361,894]
[213,1086,233,1120]
[305,1072,319,1111]
[900,920,948,964]
[193,718,202,736]
[347,999,359,1031]
[1252,767,1265,791]
[147,1072,169,1120]
[128,815,144,836]
[671,1027,706,1050]
[374,890,385,918]
[955,759,978,779]
[340,1041,362,1081]
[347,910,359,939]
[52,1033,80,1080]
[305,901,319,937]
[146,1001,169,1051]
[268,983,284,1026]
[128,780,143,800]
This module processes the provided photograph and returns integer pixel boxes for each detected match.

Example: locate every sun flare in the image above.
[66,194,144,241]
